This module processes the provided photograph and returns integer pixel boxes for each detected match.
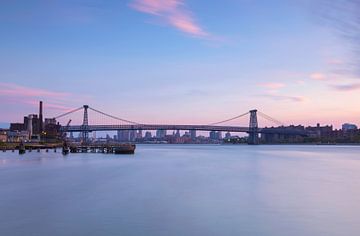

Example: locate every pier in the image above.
[0,142,136,155]
[65,143,136,155]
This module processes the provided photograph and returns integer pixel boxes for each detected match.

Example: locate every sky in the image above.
[1,0,360,128]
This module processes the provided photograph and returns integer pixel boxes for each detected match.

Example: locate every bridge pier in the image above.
[248,109,259,145]
[81,105,89,144]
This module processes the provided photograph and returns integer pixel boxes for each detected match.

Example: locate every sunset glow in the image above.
[0,0,359,128]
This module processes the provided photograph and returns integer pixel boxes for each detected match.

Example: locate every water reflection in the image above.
[0,145,360,236]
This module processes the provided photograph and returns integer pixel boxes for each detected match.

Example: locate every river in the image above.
[0,145,360,236]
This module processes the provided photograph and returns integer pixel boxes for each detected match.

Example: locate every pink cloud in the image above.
[130,0,209,38]
[327,59,344,65]
[130,0,181,14]
[310,73,327,80]
[0,82,69,98]
[0,82,81,113]
[24,100,73,111]
[262,94,306,102]
[258,82,286,89]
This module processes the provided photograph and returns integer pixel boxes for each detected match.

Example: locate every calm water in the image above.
[0,145,360,236]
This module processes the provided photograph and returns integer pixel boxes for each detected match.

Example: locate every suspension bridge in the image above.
[55,105,307,145]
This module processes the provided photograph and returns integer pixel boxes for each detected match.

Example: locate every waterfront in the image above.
[1,145,360,236]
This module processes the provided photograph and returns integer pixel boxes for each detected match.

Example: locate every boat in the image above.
[62,141,70,155]
[113,144,136,154]
[62,146,69,155]
[70,146,77,153]
[18,142,25,155]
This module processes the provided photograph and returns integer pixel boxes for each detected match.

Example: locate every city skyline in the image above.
[1,0,360,128]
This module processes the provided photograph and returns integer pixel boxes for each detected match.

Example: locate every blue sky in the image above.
[1,0,359,128]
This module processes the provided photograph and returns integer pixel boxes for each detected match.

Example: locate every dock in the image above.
[0,142,136,155]
[66,144,136,154]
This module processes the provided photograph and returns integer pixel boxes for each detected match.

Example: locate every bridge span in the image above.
[55,105,308,145]
[63,124,255,133]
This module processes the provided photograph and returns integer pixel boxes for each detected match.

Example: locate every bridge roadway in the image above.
[64,124,253,133]
[62,124,308,135]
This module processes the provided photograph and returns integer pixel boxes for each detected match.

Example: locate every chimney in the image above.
[39,101,43,133]
[28,114,33,138]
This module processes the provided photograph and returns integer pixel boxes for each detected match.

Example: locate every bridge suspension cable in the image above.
[53,107,84,120]
[88,106,140,125]
[208,112,250,126]
[258,111,284,126]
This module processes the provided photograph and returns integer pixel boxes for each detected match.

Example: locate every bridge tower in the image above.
[248,109,259,145]
[81,105,89,144]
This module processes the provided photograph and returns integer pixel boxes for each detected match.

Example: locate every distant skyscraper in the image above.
[129,130,136,141]
[117,130,131,142]
[190,130,196,139]
[210,131,222,140]
[39,101,43,133]
[209,131,217,140]
[145,131,152,139]
[137,130,143,139]
[156,129,166,139]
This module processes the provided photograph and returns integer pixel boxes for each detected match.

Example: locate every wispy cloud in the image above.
[327,59,344,65]
[330,83,360,91]
[0,82,69,98]
[262,94,306,102]
[317,0,360,75]
[130,0,209,38]
[258,82,286,89]
[0,82,80,111]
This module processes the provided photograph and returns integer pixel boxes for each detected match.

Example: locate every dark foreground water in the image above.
[0,145,360,236]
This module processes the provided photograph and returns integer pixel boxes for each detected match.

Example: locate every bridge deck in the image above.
[62,124,307,135]
[63,124,253,133]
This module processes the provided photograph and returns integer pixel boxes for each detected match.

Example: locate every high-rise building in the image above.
[209,131,217,140]
[129,130,136,142]
[210,131,222,140]
[39,101,43,133]
[156,129,166,139]
[137,130,143,139]
[117,130,130,142]
[190,130,196,139]
[145,131,152,139]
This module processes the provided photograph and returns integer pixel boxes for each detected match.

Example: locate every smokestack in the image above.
[39,101,43,133]
[28,114,33,139]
